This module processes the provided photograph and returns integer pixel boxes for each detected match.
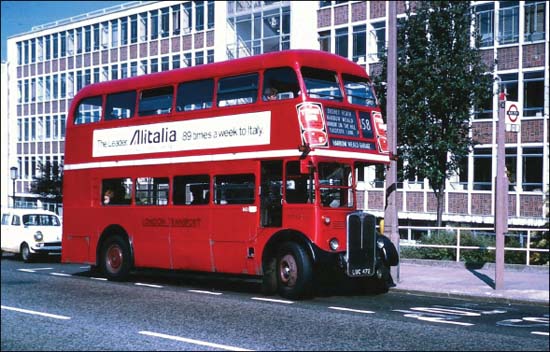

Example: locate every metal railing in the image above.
[397,226,549,266]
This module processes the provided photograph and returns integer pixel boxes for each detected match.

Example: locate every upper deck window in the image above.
[138,86,174,116]
[176,79,214,111]
[74,96,102,125]
[342,74,377,107]
[105,90,137,120]
[217,73,259,107]
[262,67,300,101]
[301,67,343,101]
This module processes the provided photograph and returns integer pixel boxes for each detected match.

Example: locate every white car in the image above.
[1,208,62,262]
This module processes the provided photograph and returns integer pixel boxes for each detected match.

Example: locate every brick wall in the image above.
[472,121,492,144]
[497,46,519,70]
[523,43,545,68]
[334,4,348,25]
[448,193,468,214]
[520,195,544,217]
[521,119,545,143]
[471,193,492,215]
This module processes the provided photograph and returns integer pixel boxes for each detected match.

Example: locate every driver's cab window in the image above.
[285,161,313,204]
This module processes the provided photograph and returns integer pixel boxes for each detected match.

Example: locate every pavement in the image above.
[390,259,549,306]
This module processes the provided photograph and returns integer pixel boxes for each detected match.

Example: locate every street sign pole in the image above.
[495,92,508,290]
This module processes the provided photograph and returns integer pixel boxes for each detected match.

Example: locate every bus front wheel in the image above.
[100,236,131,281]
[276,242,313,299]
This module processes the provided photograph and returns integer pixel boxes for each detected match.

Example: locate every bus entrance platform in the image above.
[391,259,549,306]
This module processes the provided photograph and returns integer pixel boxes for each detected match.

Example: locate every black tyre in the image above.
[276,242,313,299]
[100,236,132,281]
[20,243,33,263]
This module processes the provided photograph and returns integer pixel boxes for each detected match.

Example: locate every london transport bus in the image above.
[62,49,398,299]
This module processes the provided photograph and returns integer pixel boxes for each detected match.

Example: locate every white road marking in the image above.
[50,272,71,277]
[139,331,253,351]
[188,289,222,295]
[1,305,71,320]
[17,267,53,273]
[90,277,108,281]
[531,331,549,336]
[251,297,294,304]
[135,282,163,288]
[329,306,375,314]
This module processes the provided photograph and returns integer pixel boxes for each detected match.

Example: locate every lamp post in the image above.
[10,167,18,208]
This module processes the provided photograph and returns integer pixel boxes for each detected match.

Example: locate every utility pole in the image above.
[494,90,508,290]
[385,1,399,283]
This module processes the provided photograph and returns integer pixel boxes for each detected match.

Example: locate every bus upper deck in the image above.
[65,50,389,169]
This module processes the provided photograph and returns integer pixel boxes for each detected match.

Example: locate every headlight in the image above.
[322,216,331,225]
[329,238,339,251]
[34,231,43,241]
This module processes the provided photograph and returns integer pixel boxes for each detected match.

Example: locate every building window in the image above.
[53,34,58,59]
[121,63,128,79]
[319,30,330,52]
[524,1,546,42]
[335,27,348,58]
[31,39,36,62]
[151,58,158,73]
[151,10,159,39]
[93,24,100,50]
[85,26,92,52]
[17,42,22,65]
[111,65,118,80]
[139,13,148,41]
[196,1,205,31]
[172,54,180,69]
[111,20,119,48]
[121,18,128,45]
[499,1,519,44]
[183,3,192,33]
[101,22,109,48]
[207,49,214,63]
[161,7,169,37]
[505,147,517,190]
[195,51,204,66]
[476,3,494,47]
[76,28,83,53]
[473,148,492,190]
[61,73,66,98]
[161,56,170,71]
[130,15,138,44]
[523,71,544,117]
[522,147,543,191]
[371,21,385,59]
[172,5,181,35]
[352,25,366,63]
[500,73,518,102]
[207,1,215,29]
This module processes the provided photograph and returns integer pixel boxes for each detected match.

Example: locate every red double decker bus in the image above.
[62,50,398,299]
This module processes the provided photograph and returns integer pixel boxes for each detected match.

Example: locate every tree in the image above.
[30,161,63,203]
[374,1,493,227]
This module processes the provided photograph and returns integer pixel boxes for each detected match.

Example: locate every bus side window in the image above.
[263,67,300,102]
[102,178,133,205]
[173,175,210,205]
[135,177,169,205]
[105,90,137,120]
[74,96,103,124]
[138,86,174,116]
[176,79,214,112]
[217,73,258,107]
[214,174,255,205]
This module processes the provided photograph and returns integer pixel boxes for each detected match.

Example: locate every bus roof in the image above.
[73,50,369,100]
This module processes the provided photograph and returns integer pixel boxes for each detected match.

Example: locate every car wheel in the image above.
[20,243,33,263]
[276,242,313,299]
[100,236,132,281]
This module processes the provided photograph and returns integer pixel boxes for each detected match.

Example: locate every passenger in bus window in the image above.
[103,189,114,205]
[264,87,278,101]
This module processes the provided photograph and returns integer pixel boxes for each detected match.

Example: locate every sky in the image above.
[1,1,128,62]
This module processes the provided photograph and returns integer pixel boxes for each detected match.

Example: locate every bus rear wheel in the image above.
[276,242,313,299]
[100,236,131,281]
